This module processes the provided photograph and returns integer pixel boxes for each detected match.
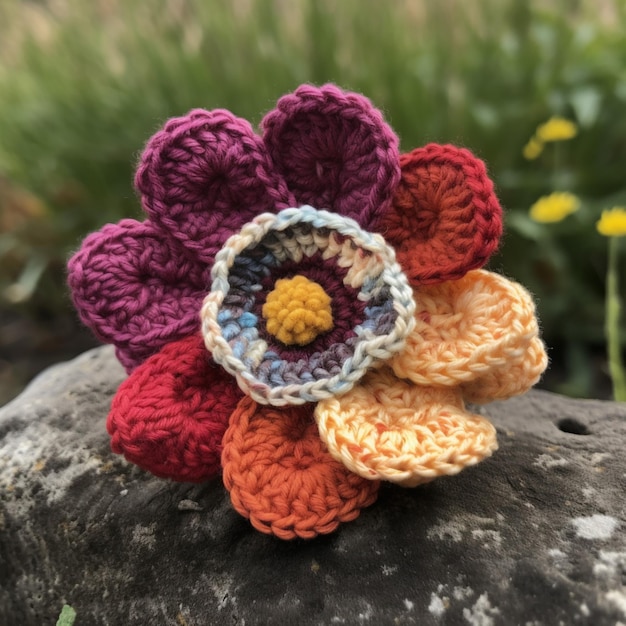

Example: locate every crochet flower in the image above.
[68,84,546,540]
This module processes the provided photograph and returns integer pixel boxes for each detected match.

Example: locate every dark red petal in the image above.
[381,144,503,285]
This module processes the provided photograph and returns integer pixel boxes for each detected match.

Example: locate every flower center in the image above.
[262,275,334,346]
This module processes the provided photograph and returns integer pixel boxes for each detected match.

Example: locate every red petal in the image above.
[107,334,243,482]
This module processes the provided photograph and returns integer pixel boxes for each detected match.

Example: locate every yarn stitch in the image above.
[107,334,242,482]
[391,270,547,390]
[262,275,334,346]
[315,368,498,486]
[222,397,379,540]
[200,206,416,406]
[381,144,503,284]
[68,83,547,540]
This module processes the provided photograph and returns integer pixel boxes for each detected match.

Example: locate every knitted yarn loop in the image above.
[315,368,498,487]
[107,334,242,482]
[382,144,503,285]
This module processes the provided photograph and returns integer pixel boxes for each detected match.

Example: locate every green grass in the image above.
[0,0,625,396]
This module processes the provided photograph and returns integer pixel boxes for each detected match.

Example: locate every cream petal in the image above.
[315,368,498,487]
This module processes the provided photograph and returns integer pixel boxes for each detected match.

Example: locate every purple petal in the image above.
[262,84,400,229]
[135,109,295,267]
[67,219,208,371]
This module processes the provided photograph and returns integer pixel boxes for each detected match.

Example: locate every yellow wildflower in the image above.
[523,136,544,160]
[529,192,580,223]
[596,207,626,237]
[536,116,578,143]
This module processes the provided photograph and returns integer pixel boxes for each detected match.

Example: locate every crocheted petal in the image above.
[135,108,295,267]
[391,269,544,388]
[315,369,498,487]
[222,397,380,540]
[107,334,243,482]
[261,84,400,230]
[462,336,548,403]
[67,219,208,372]
[381,144,503,286]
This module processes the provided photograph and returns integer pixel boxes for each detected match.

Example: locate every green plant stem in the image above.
[605,236,626,401]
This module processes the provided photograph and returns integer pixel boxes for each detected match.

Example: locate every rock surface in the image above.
[1,347,625,626]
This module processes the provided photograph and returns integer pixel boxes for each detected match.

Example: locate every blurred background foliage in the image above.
[0,0,625,402]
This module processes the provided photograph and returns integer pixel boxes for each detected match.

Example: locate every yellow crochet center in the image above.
[262,275,334,346]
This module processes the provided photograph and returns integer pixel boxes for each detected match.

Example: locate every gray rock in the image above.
[1,346,625,626]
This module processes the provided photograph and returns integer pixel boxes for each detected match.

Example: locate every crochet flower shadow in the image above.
[68,84,547,540]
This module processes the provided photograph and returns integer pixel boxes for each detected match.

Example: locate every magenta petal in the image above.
[135,109,295,266]
[262,84,400,230]
[67,219,208,372]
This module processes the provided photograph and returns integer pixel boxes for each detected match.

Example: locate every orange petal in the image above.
[392,270,545,388]
[315,368,498,487]
[222,397,380,540]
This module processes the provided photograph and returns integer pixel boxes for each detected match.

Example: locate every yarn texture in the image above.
[262,275,333,346]
[381,144,503,285]
[222,397,379,540]
[68,83,547,540]
[200,206,415,406]
[107,334,242,482]
[315,368,498,486]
